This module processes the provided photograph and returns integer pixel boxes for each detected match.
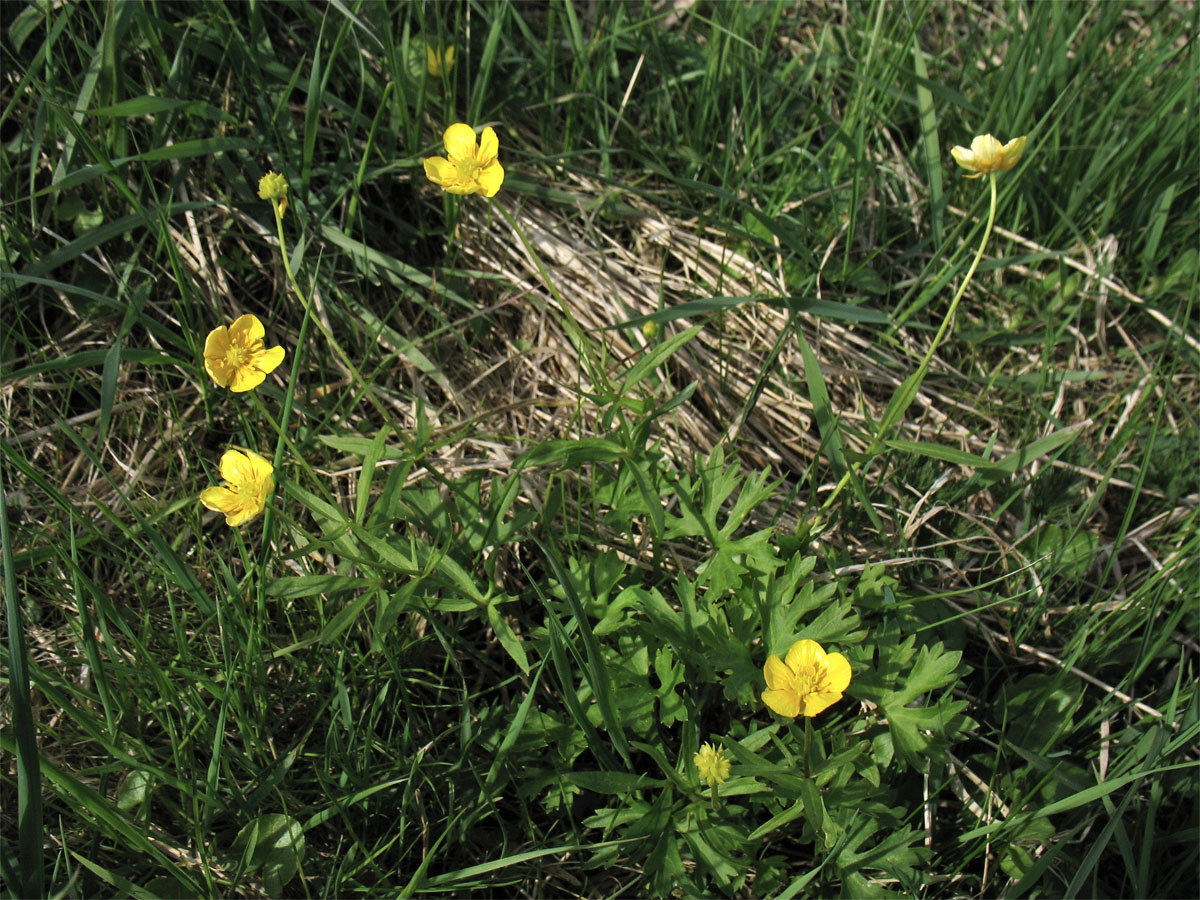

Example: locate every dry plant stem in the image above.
[822,174,1000,512]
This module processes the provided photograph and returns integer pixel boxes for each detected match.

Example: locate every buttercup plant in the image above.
[203,314,286,393]
[762,639,852,719]
[823,131,1028,510]
[913,132,1028,391]
[200,449,275,527]
[950,133,1027,178]
[423,123,505,197]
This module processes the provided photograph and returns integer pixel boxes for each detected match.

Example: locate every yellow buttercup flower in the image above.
[694,742,731,788]
[203,314,286,393]
[423,123,504,197]
[950,134,1027,179]
[257,171,288,200]
[427,44,455,77]
[200,449,274,527]
[762,639,852,718]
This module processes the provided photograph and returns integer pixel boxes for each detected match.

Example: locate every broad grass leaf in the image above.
[232,814,305,895]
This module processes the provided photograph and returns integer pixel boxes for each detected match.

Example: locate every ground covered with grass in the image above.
[2,1,1198,897]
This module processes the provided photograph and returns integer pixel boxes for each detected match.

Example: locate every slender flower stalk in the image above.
[257,174,313,471]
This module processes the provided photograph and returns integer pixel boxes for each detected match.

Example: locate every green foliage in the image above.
[1,1,1196,898]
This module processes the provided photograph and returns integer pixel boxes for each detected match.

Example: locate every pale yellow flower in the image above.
[762,639,852,718]
[200,449,274,527]
[427,45,455,77]
[694,742,731,788]
[257,171,288,200]
[203,314,286,393]
[423,123,504,197]
[950,134,1027,179]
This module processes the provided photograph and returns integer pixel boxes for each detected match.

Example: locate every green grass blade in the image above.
[0,453,44,900]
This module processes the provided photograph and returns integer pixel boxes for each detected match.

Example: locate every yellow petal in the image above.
[477,160,504,197]
[200,485,237,514]
[799,691,841,717]
[424,156,451,186]
[256,344,286,375]
[478,126,499,163]
[204,357,231,388]
[823,652,852,693]
[219,449,251,483]
[784,638,823,672]
[204,325,230,356]
[1001,135,1027,167]
[763,688,800,718]
[443,123,479,162]
[203,328,231,386]
[970,134,1002,161]
[229,313,265,342]
[950,145,976,170]
[763,653,792,691]
[228,366,267,393]
[222,503,259,527]
[243,451,274,486]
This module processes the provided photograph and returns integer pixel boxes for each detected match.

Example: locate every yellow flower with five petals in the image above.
[200,449,275,527]
[950,134,1027,179]
[694,742,731,788]
[203,314,286,393]
[762,639,852,718]
[423,123,504,197]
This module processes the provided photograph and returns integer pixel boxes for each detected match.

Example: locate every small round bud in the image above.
[642,319,660,340]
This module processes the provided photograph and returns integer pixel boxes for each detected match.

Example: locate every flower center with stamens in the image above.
[455,157,480,182]
[794,668,820,696]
